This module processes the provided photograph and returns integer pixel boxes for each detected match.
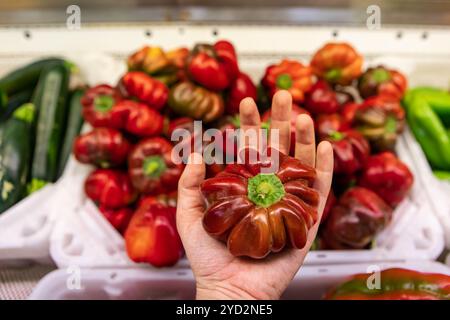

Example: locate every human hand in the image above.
[176,90,334,300]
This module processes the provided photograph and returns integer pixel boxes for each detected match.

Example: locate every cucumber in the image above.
[0,58,66,97]
[0,104,36,213]
[57,88,85,178]
[29,63,70,192]
[0,89,33,122]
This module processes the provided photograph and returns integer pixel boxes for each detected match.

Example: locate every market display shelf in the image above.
[0,24,449,267]
[28,260,450,300]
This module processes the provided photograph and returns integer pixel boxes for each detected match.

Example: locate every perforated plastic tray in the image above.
[28,260,450,300]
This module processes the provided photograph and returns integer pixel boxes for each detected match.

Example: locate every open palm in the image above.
[176,90,333,300]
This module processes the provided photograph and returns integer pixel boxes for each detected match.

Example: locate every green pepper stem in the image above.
[276,74,293,90]
[329,130,345,141]
[94,95,115,113]
[372,68,391,83]
[143,155,167,178]
[247,173,285,208]
[325,69,341,83]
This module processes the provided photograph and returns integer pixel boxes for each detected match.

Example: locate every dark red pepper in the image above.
[99,206,133,235]
[125,195,183,267]
[81,84,122,127]
[85,169,136,209]
[187,40,239,91]
[315,113,350,139]
[73,128,131,168]
[359,152,413,207]
[354,95,405,152]
[128,137,184,195]
[200,148,319,259]
[110,100,164,137]
[358,66,408,100]
[119,71,168,111]
[322,187,393,249]
[324,129,370,175]
[321,190,336,223]
[225,72,258,115]
[304,80,340,114]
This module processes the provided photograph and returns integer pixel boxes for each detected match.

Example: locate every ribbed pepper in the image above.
[168,81,224,123]
[200,148,319,259]
[261,59,313,104]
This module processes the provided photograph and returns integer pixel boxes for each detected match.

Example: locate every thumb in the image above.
[177,152,206,223]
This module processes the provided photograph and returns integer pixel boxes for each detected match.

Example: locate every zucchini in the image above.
[29,63,70,192]
[0,58,66,97]
[0,103,36,213]
[57,88,85,178]
[0,89,33,122]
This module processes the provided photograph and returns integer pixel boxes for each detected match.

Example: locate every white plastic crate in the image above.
[0,24,449,266]
[28,260,450,300]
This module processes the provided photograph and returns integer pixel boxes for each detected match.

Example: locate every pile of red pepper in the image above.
[72,41,259,267]
[258,42,413,250]
[73,40,416,267]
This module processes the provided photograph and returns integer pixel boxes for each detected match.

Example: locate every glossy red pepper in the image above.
[321,190,336,223]
[326,268,450,300]
[311,42,363,85]
[261,104,310,156]
[73,128,131,168]
[261,59,313,104]
[85,169,136,209]
[99,206,133,235]
[187,40,239,91]
[358,66,408,100]
[340,102,360,124]
[200,148,319,259]
[322,187,392,249]
[225,72,258,115]
[359,152,413,207]
[324,129,370,175]
[304,80,340,114]
[119,71,168,111]
[354,95,405,152]
[128,137,184,195]
[81,84,122,127]
[125,195,183,267]
[110,100,164,137]
[315,113,350,139]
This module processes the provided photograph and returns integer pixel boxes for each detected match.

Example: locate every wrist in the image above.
[195,281,280,300]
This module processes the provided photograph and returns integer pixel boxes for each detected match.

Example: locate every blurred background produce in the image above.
[0,0,450,301]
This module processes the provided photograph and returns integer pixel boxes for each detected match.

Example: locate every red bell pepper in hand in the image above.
[304,80,340,114]
[73,128,131,168]
[200,148,319,259]
[311,42,363,85]
[110,100,164,137]
[322,187,392,249]
[354,95,405,152]
[128,137,184,194]
[125,195,183,267]
[324,130,370,175]
[261,59,313,104]
[187,40,239,91]
[359,152,413,207]
[119,71,168,111]
[81,84,122,127]
[358,66,407,100]
[99,206,133,235]
[85,169,136,209]
[261,104,310,155]
[326,268,450,300]
[315,113,350,139]
[225,72,258,115]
